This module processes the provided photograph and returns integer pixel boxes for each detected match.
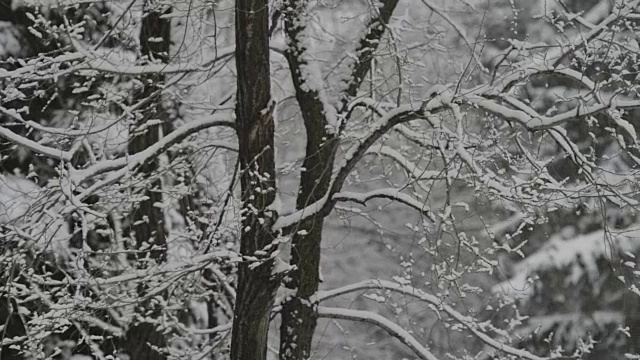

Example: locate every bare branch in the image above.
[418,0,485,73]
[366,144,445,181]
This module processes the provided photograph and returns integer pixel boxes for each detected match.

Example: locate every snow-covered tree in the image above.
[1,0,640,359]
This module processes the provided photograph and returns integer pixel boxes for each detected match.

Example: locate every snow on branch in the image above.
[27,249,239,289]
[0,46,235,81]
[336,0,401,114]
[273,103,435,231]
[315,279,550,360]
[177,322,232,336]
[70,114,236,186]
[0,105,106,138]
[346,98,394,118]
[0,124,73,162]
[467,94,640,131]
[274,96,455,232]
[0,53,84,80]
[484,0,638,74]
[328,105,428,198]
[316,306,439,360]
[550,0,640,67]
[83,47,234,75]
[282,5,339,134]
[494,225,640,300]
[488,65,598,96]
[333,189,434,220]
[273,1,640,234]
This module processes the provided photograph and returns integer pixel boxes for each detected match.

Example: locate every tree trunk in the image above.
[278,1,400,358]
[122,2,172,359]
[278,7,337,355]
[230,0,280,359]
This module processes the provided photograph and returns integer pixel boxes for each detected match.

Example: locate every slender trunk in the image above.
[230,0,280,359]
[278,1,400,357]
[278,23,337,356]
[122,3,171,359]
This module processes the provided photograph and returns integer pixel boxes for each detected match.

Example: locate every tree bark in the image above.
[230,0,280,359]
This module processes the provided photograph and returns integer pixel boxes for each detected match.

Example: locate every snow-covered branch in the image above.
[550,0,640,67]
[28,249,239,288]
[0,53,84,80]
[0,46,235,81]
[468,94,640,131]
[317,306,439,360]
[0,125,73,162]
[328,105,428,199]
[273,104,431,231]
[82,47,234,75]
[314,279,549,360]
[274,96,453,232]
[333,189,434,220]
[70,114,236,185]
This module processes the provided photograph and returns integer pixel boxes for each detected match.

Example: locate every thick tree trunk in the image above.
[230,0,280,359]
[122,2,172,359]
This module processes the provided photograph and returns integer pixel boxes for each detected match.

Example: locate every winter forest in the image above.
[4,0,640,359]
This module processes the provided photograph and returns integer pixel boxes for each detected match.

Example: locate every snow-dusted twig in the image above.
[0,53,84,80]
[551,0,640,67]
[27,249,238,288]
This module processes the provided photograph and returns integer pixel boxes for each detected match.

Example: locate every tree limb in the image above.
[317,306,439,360]
[333,189,434,220]
[70,114,236,185]
[315,280,550,360]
